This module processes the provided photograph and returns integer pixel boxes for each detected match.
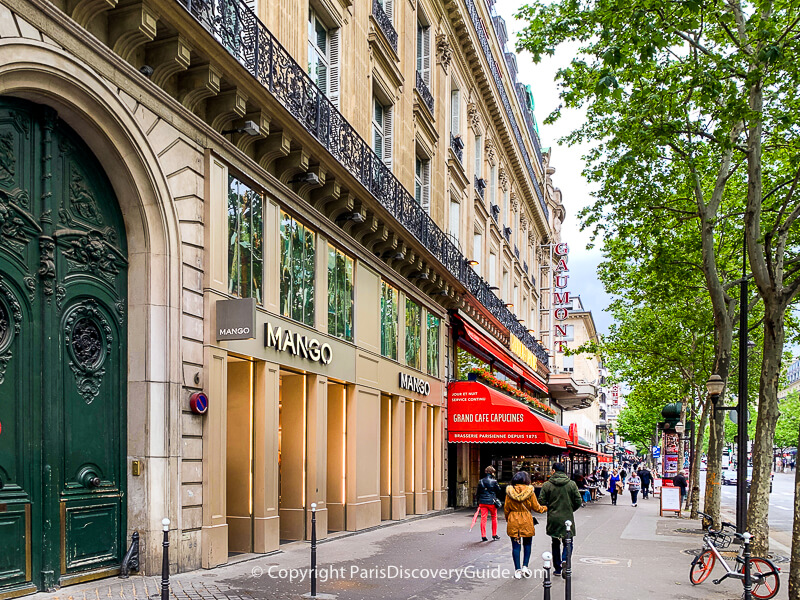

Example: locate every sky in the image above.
[494,2,614,336]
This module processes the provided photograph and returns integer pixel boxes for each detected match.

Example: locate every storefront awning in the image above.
[447,381,568,446]
[457,319,548,394]
[567,443,598,455]
[598,454,613,463]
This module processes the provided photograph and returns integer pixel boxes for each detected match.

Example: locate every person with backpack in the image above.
[476,465,502,541]
[539,462,582,576]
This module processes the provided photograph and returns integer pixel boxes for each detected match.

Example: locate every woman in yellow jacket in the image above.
[504,470,548,579]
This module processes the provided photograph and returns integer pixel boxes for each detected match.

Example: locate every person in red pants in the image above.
[476,466,502,541]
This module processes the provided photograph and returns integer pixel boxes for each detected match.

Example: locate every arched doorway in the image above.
[0,97,127,595]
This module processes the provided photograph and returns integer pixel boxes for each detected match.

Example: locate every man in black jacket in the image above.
[476,466,502,541]
[637,466,652,499]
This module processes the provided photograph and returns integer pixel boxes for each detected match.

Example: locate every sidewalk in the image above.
[35,493,789,600]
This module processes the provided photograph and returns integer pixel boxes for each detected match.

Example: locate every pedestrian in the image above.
[601,466,609,487]
[476,466,502,542]
[607,468,621,505]
[626,470,641,506]
[673,470,688,504]
[637,465,652,499]
[503,470,547,580]
[620,467,627,482]
[539,462,582,577]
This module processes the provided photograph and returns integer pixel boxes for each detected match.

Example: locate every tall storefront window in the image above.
[328,244,354,342]
[427,313,440,377]
[405,298,422,370]
[381,281,398,359]
[228,175,263,303]
[280,211,315,326]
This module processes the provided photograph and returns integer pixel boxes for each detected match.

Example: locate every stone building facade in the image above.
[0,0,564,595]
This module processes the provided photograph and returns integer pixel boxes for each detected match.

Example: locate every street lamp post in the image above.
[707,371,747,534]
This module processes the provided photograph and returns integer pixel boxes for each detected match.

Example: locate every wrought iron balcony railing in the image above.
[415,71,434,114]
[463,0,548,220]
[450,133,464,163]
[371,0,398,52]
[475,176,486,198]
[174,0,549,367]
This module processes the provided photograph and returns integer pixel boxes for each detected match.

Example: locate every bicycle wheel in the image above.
[689,550,716,585]
[740,557,780,599]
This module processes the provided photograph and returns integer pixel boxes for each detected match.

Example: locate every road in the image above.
[699,469,796,550]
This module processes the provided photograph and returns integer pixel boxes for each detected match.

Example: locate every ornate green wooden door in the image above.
[0,97,127,597]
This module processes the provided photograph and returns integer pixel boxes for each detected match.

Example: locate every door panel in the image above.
[0,96,127,596]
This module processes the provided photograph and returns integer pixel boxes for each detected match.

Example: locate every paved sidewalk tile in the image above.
[32,493,789,600]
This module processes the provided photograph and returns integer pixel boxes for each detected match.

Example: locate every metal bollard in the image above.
[564,520,573,600]
[161,518,170,600]
[742,532,752,600]
[310,503,317,598]
[542,552,552,600]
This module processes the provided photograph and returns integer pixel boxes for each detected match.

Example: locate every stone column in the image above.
[305,374,328,539]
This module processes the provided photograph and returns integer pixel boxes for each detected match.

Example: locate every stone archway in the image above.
[0,38,183,586]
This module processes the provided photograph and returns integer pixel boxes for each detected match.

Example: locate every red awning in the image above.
[458,320,548,394]
[598,454,613,463]
[567,443,598,455]
[447,381,568,446]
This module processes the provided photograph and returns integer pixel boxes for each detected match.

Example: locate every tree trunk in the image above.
[747,303,784,556]
[690,398,709,519]
[789,423,800,599]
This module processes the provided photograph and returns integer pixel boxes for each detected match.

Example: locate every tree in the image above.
[615,398,661,454]
[774,392,800,461]
[516,0,800,557]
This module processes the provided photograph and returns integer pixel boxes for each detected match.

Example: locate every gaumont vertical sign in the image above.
[552,242,570,353]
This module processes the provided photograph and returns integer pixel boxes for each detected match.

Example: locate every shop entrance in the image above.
[226,357,255,554]
[278,371,306,541]
[326,382,346,531]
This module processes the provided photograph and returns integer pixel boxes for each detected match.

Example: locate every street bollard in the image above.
[742,532,752,600]
[542,552,552,600]
[311,503,317,598]
[564,520,573,600]
[161,518,170,600]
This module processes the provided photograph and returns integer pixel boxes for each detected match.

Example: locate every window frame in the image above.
[227,173,263,304]
[279,210,316,327]
[327,242,355,342]
[380,280,399,360]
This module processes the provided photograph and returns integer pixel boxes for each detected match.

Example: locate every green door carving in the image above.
[0,97,127,596]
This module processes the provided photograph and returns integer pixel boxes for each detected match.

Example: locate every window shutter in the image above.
[422,27,431,85]
[422,160,430,212]
[450,90,460,136]
[329,28,340,108]
[383,104,393,168]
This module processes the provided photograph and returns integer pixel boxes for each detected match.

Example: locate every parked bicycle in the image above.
[689,512,780,599]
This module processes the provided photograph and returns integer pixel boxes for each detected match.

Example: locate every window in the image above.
[457,346,489,381]
[427,312,440,377]
[449,197,460,243]
[513,284,519,308]
[489,251,497,287]
[414,156,430,211]
[561,324,575,341]
[279,211,315,326]
[227,175,263,303]
[502,269,509,302]
[416,21,430,85]
[472,230,483,276]
[503,188,510,227]
[522,296,527,327]
[381,281,398,359]
[328,244,354,342]
[450,88,460,136]
[530,308,536,334]
[562,354,574,372]
[475,133,482,178]
[405,298,422,370]
[372,97,393,167]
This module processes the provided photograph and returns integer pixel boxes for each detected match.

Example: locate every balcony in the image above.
[415,71,434,114]
[450,133,464,162]
[372,0,398,52]
[475,176,486,198]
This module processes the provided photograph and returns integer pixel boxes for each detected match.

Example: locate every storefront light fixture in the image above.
[337,211,366,224]
[488,285,500,291]
[505,303,514,309]
[221,120,261,136]
[465,258,479,267]
[382,250,404,260]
